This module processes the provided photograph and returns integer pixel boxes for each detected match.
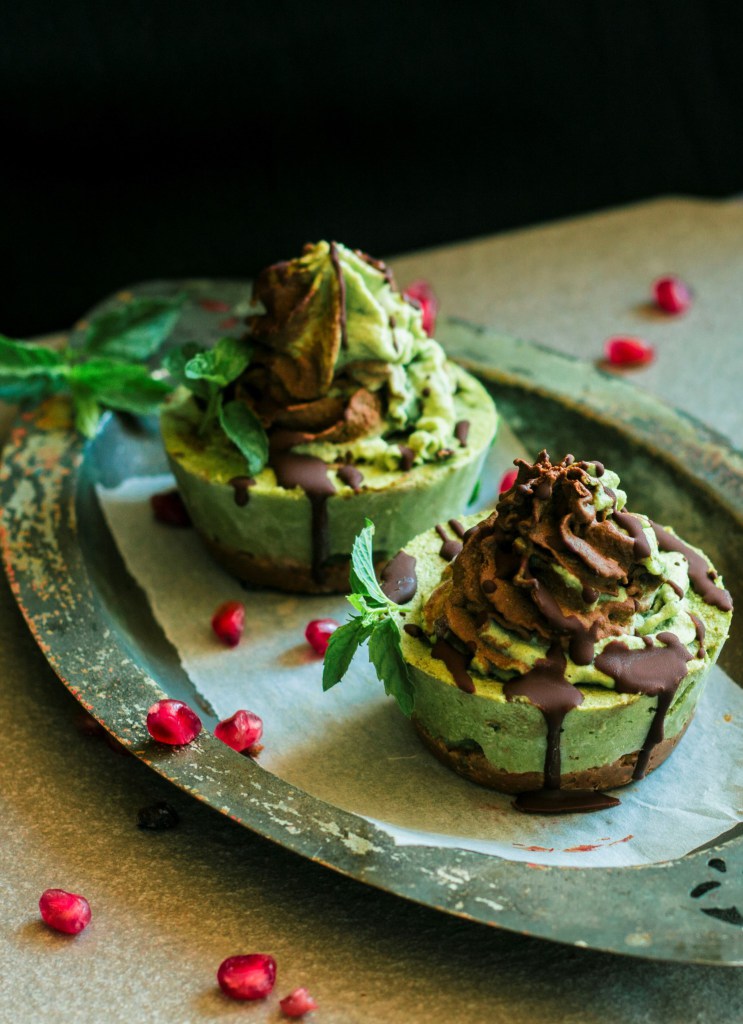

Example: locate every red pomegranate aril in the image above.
[217,954,276,1001]
[403,280,439,337]
[305,618,339,656]
[215,710,263,753]
[498,468,518,494]
[212,601,246,647]
[150,490,191,527]
[39,889,91,935]
[653,275,692,314]
[604,336,655,368]
[146,699,202,745]
[280,987,318,1017]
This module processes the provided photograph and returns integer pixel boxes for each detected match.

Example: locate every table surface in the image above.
[2,197,742,1024]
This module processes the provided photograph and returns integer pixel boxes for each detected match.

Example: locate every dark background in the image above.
[3,1,743,337]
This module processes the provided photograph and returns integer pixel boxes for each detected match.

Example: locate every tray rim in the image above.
[1,281,741,968]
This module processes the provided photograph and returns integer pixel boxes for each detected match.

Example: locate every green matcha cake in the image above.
[325,451,733,812]
[162,242,497,592]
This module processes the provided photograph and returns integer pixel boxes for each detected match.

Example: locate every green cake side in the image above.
[161,365,497,591]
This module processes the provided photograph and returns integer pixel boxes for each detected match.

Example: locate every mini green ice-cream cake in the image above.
[324,451,733,813]
[161,242,497,592]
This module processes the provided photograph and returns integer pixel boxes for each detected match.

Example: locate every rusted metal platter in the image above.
[1,280,741,965]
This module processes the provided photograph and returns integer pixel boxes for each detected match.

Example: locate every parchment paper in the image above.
[97,452,743,868]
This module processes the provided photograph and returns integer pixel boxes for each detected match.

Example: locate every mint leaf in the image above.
[0,335,69,403]
[322,617,373,691]
[218,399,269,476]
[83,296,184,361]
[69,360,171,415]
[368,616,414,716]
[0,335,65,375]
[163,341,203,385]
[349,519,388,607]
[184,336,253,389]
[71,387,102,438]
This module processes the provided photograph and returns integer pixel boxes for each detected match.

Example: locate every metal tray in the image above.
[2,280,741,966]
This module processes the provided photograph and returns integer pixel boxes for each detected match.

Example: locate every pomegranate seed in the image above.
[212,601,246,647]
[146,699,202,745]
[217,954,276,1001]
[198,297,231,313]
[604,336,655,368]
[215,710,263,753]
[150,490,191,527]
[280,987,318,1018]
[499,468,518,494]
[403,280,439,336]
[653,275,692,314]
[39,889,91,935]
[305,618,339,656]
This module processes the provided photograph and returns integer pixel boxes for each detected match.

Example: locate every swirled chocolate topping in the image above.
[236,241,460,467]
[424,451,659,672]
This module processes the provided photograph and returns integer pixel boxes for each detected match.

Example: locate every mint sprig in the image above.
[82,295,185,361]
[323,520,415,716]
[166,335,270,477]
[0,295,183,437]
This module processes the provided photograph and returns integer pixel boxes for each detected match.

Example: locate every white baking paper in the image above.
[97,453,743,868]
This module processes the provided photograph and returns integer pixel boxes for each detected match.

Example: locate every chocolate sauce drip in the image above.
[328,241,348,349]
[612,510,651,560]
[228,476,255,507]
[270,451,336,584]
[582,585,599,604]
[431,639,475,693]
[356,250,396,289]
[403,623,425,639]
[530,577,601,665]
[449,519,466,538]
[652,522,733,612]
[666,578,685,598]
[504,645,584,790]
[398,445,415,471]
[690,613,706,657]
[454,420,470,446]
[337,464,364,492]
[595,632,693,779]
[435,524,463,562]
[380,551,418,604]
[515,788,620,814]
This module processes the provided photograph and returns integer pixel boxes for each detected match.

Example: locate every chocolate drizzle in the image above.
[380,551,418,605]
[337,463,364,492]
[651,522,733,612]
[595,632,693,779]
[690,613,706,657]
[435,520,466,562]
[431,639,475,693]
[328,241,348,349]
[454,420,470,446]
[505,645,583,790]
[398,445,415,471]
[228,475,255,507]
[529,576,603,665]
[613,510,651,560]
[270,451,336,584]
